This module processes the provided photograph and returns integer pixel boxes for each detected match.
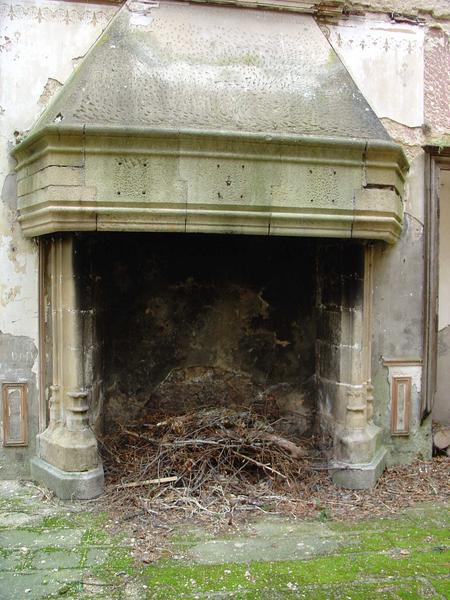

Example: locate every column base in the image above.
[334,422,382,465]
[332,447,386,489]
[30,456,104,500]
[38,424,99,473]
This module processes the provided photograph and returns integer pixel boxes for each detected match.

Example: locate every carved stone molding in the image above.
[35,236,101,488]
[0,1,115,25]
[13,126,406,242]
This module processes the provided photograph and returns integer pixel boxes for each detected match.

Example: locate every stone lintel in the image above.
[13,126,406,243]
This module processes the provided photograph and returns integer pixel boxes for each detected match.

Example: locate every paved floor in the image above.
[0,481,449,599]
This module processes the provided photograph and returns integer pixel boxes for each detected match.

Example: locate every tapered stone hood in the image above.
[12,0,407,241]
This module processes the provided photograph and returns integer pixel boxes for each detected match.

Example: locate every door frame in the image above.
[423,147,450,420]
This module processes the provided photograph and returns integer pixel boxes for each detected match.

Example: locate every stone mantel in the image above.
[13,124,407,241]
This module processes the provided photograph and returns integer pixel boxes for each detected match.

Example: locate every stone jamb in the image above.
[332,244,386,488]
[32,235,103,499]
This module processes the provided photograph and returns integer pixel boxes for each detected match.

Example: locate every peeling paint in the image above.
[327,18,424,128]
[0,284,21,307]
[380,118,425,149]
[345,0,450,21]
[71,55,85,69]
[38,78,63,107]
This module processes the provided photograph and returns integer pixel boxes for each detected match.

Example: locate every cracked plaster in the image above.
[326,17,424,128]
[0,1,118,337]
[0,1,119,479]
[346,0,450,20]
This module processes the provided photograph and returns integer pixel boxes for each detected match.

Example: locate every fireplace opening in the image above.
[65,232,364,454]
[36,230,384,498]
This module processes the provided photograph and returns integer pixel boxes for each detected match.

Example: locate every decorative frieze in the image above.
[0,1,115,26]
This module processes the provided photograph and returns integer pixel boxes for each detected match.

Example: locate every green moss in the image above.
[41,515,76,529]
[1,487,449,600]
[340,532,393,553]
[429,577,450,596]
[330,515,413,534]
[0,497,28,509]
[140,545,450,598]
[91,546,136,577]
[341,525,450,554]
[386,526,450,548]
[80,528,110,546]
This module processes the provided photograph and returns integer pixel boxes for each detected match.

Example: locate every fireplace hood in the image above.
[12,0,407,242]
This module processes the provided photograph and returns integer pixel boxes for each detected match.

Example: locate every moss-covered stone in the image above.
[1,480,449,599]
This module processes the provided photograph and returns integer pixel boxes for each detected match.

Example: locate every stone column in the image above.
[31,235,104,499]
[332,244,386,489]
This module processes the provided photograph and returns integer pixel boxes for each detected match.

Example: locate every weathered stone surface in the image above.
[334,422,383,464]
[30,457,104,501]
[332,447,387,489]
[32,2,389,139]
[13,129,406,242]
[37,426,99,473]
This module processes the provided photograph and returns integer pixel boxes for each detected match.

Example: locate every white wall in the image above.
[326,16,424,127]
[0,0,118,347]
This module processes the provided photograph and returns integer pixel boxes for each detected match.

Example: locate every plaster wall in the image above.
[325,17,424,127]
[0,0,119,475]
[346,0,450,19]
[327,6,449,454]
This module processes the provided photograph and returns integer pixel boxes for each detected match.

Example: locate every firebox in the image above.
[11,0,407,498]
[33,231,382,497]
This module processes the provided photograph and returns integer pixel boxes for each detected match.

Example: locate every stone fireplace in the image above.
[11,0,408,498]
[33,231,383,497]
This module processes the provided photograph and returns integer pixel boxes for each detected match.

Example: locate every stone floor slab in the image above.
[0,569,84,600]
[0,528,83,550]
[31,548,82,570]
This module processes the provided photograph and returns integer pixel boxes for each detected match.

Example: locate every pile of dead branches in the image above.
[99,407,315,514]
